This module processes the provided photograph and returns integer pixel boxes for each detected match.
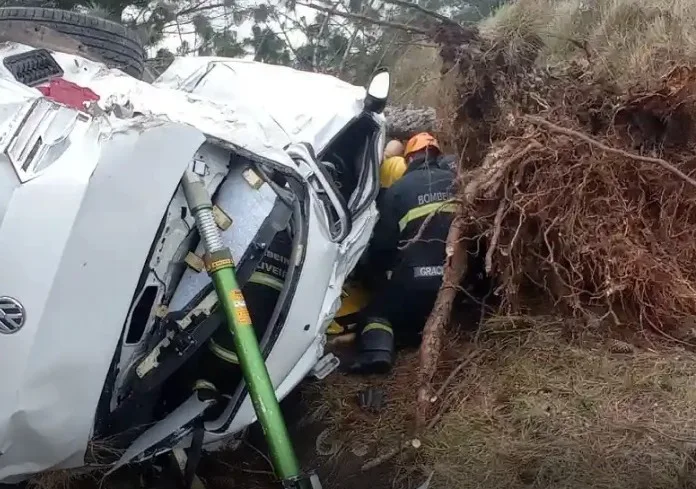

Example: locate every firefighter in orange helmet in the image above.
[404,132,456,172]
[349,132,457,374]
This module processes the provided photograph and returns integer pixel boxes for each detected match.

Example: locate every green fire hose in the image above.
[181,171,301,481]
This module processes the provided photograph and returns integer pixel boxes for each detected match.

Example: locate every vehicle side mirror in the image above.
[364,68,390,114]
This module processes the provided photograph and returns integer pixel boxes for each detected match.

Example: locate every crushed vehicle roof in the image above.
[30,49,373,164]
[0,44,374,167]
[155,57,373,155]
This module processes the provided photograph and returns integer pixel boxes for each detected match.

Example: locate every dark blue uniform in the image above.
[353,155,456,373]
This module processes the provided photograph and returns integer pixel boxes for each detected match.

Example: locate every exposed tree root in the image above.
[463,140,542,204]
[525,115,696,189]
[432,28,696,336]
[485,199,506,275]
[406,29,696,454]
[416,216,468,429]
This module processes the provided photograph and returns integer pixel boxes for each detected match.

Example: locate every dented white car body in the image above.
[0,44,384,481]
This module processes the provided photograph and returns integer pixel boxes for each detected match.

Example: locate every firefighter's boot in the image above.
[349,319,394,375]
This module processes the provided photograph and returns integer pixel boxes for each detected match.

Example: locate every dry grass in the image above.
[26,469,101,489]
[21,438,123,489]
[307,316,696,489]
[429,69,460,153]
[27,472,82,489]
[481,0,696,87]
[304,349,422,451]
[390,45,443,108]
[423,316,696,488]
[303,330,474,452]
[388,44,460,153]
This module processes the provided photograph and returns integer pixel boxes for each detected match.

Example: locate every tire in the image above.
[0,7,145,79]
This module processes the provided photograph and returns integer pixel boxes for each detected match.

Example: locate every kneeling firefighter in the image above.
[196,230,292,395]
[324,146,407,344]
[351,132,457,374]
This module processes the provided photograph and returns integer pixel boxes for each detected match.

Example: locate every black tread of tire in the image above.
[21,23,144,65]
[0,7,144,77]
[0,7,144,58]
[0,19,142,71]
[0,7,140,43]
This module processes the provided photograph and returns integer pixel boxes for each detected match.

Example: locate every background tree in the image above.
[0,0,508,92]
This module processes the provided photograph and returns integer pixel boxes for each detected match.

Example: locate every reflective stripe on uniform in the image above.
[398,201,458,232]
[362,322,393,335]
[209,338,240,364]
[193,379,218,392]
[248,271,284,291]
[327,321,345,335]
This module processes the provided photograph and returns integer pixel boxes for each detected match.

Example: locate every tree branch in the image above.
[311,0,341,70]
[381,0,461,29]
[525,115,696,189]
[270,10,303,61]
[296,1,430,35]
[416,215,468,429]
[176,2,226,18]
[337,0,375,75]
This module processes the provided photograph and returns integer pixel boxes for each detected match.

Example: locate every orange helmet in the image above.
[404,132,440,157]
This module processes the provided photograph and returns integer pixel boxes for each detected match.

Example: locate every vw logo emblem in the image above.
[0,296,25,334]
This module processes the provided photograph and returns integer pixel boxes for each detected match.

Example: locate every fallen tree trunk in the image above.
[416,214,468,429]
[385,105,437,139]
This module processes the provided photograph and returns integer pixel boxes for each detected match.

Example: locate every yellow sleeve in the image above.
[379,157,407,189]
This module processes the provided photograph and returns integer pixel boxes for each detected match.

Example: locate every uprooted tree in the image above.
[406,12,696,429]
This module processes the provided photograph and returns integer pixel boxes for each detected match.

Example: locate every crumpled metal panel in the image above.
[168,161,277,311]
[0,116,205,482]
[154,57,367,156]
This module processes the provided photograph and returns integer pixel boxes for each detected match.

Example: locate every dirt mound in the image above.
[438,22,696,337]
